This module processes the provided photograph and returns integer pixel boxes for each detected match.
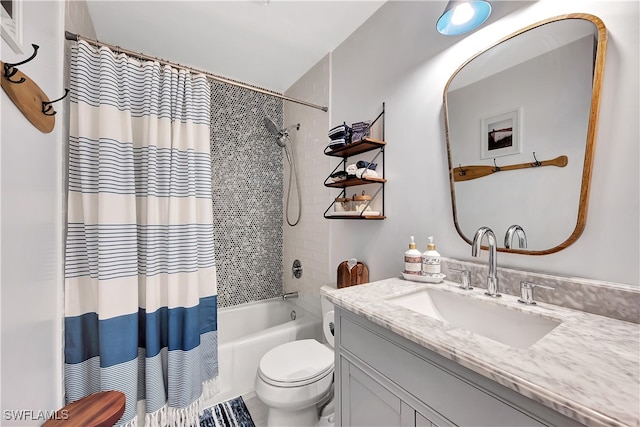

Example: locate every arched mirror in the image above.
[444,14,607,255]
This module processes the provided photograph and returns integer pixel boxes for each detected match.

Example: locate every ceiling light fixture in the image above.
[436,0,492,36]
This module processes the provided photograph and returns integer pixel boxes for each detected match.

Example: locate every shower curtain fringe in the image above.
[200,377,220,404]
[132,377,219,427]
[64,31,329,113]
[118,416,138,427]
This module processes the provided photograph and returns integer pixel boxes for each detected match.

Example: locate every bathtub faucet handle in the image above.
[292,259,303,279]
[282,291,299,300]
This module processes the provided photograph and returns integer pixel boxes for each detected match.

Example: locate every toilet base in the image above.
[264,387,334,427]
[266,405,335,427]
[267,406,319,427]
[319,412,336,427]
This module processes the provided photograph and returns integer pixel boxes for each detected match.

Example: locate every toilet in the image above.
[254,298,335,427]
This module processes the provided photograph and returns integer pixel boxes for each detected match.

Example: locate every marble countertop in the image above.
[322,278,640,427]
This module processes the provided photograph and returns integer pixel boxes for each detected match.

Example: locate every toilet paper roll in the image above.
[323,311,335,347]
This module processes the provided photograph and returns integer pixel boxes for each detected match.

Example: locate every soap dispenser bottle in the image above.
[404,236,422,276]
[422,236,441,277]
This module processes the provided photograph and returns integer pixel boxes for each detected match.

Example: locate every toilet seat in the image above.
[258,339,334,387]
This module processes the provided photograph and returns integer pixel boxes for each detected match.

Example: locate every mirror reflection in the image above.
[444,14,607,254]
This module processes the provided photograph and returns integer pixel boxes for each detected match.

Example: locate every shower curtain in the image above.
[64,40,218,426]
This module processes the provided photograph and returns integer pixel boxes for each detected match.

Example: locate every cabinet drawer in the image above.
[339,314,547,427]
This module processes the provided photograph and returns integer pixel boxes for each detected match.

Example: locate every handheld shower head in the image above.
[263,114,303,227]
[263,117,300,148]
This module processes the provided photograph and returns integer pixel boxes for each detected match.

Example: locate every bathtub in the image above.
[205,297,322,406]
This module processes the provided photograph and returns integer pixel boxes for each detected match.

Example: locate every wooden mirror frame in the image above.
[443,13,607,255]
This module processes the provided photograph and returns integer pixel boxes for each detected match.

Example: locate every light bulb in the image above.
[451,3,474,25]
[436,1,492,36]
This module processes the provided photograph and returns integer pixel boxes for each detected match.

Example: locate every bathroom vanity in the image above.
[318,14,637,425]
[322,278,639,427]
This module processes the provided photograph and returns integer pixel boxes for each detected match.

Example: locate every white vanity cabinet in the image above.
[334,307,585,427]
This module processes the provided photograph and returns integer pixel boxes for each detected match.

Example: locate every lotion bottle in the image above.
[403,236,422,276]
[422,236,441,276]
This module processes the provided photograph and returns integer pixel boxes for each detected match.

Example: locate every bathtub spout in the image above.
[282,291,299,300]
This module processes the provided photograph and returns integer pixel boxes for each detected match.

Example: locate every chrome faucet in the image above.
[504,224,527,249]
[282,291,299,300]
[472,226,501,298]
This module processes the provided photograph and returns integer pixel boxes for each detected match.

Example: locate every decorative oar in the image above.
[453,155,568,182]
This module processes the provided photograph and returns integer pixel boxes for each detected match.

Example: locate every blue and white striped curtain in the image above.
[65,40,218,426]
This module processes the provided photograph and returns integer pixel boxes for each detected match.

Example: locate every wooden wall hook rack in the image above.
[1,43,69,133]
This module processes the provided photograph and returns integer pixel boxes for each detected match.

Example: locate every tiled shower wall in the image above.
[210,81,284,307]
[282,54,332,318]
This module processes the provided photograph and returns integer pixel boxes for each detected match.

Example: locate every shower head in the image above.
[264,117,281,137]
[263,117,300,148]
[263,117,287,147]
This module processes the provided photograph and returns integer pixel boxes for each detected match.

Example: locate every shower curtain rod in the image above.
[65,31,329,112]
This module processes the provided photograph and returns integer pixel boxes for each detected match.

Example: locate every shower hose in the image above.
[284,145,302,227]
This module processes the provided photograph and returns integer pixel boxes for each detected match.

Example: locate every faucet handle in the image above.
[449,268,473,290]
[518,281,555,305]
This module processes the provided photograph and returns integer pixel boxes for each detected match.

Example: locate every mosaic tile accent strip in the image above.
[210,81,284,307]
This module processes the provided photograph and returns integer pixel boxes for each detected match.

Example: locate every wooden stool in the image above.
[42,391,126,427]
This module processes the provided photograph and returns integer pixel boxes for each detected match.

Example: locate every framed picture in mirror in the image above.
[480,108,520,159]
[1,0,23,54]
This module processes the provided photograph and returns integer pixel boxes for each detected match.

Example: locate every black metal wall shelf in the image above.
[323,104,386,220]
[324,137,386,157]
[324,176,387,189]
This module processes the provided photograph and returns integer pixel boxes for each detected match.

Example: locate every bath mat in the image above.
[200,396,255,427]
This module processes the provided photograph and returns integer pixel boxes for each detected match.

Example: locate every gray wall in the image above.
[1,0,66,419]
[210,81,284,307]
[328,0,639,286]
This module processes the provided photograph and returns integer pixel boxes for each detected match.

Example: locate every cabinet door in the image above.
[415,411,433,427]
[341,357,414,426]
[340,313,551,427]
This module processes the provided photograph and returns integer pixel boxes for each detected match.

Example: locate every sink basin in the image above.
[387,288,560,349]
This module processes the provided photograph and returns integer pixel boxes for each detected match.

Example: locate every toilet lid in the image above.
[259,339,334,385]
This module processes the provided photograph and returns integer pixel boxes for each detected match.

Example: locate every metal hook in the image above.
[458,164,467,176]
[493,159,501,172]
[3,44,39,84]
[532,151,542,167]
[42,89,70,116]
